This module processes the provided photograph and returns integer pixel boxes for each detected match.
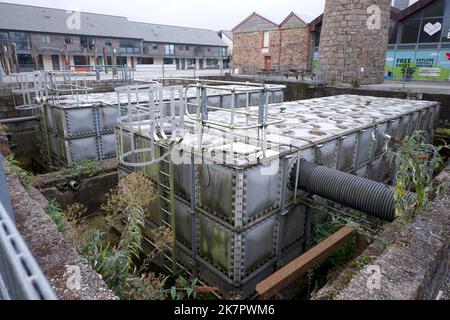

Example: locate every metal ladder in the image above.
[155,144,177,274]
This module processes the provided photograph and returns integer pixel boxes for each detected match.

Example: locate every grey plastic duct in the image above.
[289,160,415,222]
[68,180,81,191]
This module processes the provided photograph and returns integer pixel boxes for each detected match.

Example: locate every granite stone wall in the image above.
[316,0,391,85]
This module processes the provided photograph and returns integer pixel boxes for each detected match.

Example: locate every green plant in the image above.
[170,277,198,300]
[44,199,65,231]
[6,154,33,188]
[70,173,175,300]
[385,131,449,217]
[354,255,376,271]
[0,124,8,132]
[70,159,100,179]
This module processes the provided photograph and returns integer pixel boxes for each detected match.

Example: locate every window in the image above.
[105,38,112,46]
[64,36,72,45]
[165,44,175,55]
[400,20,421,43]
[17,54,34,71]
[73,55,89,66]
[41,34,51,44]
[442,17,450,42]
[179,45,184,51]
[186,58,196,68]
[116,56,128,66]
[263,31,270,48]
[420,18,444,43]
[0,32,8,44]
[207,47,212,52]
[163,58,174,64]
[185,45,190,51]
[9,32,30,50]
[389,22,399,44]
[221,47,227,57]
[138,57,154,65]
[80,36,95,50]
[153,43,158,49]
[119,39,140,54]
[206,59,219,68]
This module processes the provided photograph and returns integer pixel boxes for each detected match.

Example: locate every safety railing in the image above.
[115,79,287,167]
[0,160,56,300]
[65,65,134,81]
[115,82,184,168]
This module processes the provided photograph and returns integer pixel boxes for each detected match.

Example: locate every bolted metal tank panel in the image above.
[244,165,282,220]
[197,164,235,221]
[67,136,100,163]
[98,106,120,132]
[199,214,233,276]
[174,200,193,248]
[242,216,276,274]
[279,204,307,251]
[63,108,97,137]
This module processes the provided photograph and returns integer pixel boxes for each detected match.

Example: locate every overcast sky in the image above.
[2,0,326,30]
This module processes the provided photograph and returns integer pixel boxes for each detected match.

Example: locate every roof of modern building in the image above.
[0,2,227,46]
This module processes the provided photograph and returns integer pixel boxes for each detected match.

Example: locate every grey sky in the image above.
[2,0,326,30]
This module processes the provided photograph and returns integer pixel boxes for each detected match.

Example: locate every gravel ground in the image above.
[3,156,118,300]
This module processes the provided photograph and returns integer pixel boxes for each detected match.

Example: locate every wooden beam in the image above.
[256,226,355,299]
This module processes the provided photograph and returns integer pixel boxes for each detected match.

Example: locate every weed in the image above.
[44,199,65,231]
[384,131,449,217]
[70,159,100,179]
[354,255,376,271]
[6,154,33,188]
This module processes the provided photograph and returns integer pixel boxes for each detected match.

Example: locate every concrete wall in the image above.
[33,159,119,216]
[317,0,391,85]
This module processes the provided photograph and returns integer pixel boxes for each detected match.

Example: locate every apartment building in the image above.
[0,2,228,73]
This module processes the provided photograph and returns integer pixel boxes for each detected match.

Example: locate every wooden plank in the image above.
[256,227,355,299]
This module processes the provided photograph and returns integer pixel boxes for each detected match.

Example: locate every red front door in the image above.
[264,56,272,71]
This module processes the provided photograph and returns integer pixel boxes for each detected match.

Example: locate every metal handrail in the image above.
[0,197,56,300]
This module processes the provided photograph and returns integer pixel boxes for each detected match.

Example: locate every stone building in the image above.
[316,0,392,85]
[232,12,311,74]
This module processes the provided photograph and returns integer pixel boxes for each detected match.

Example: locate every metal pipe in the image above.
[289,160,415,222]
[0,116,39,124]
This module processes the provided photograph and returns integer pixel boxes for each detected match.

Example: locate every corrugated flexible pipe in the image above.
[289,160,415,222]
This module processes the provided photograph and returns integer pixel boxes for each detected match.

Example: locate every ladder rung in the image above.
[161,208,172,215]
[160,195,171,203]
[159,171,170,177]
[161,159,170,164]
[159,183,170,191]
[161,220,172,228]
